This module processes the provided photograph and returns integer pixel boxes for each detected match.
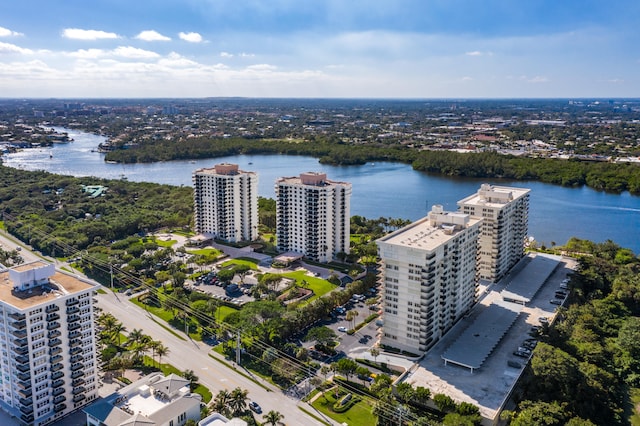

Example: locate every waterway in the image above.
[3,128,639,252]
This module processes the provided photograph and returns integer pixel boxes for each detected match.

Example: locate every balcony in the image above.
[47,330,62,339]
[72,386,86,395]
[52,387,65,397]
[18,388,32,398]
[70,354,83,364]
[54,403,67,413]
[20,414,34,423]
[47,322,61,331]
[46,313,60,322]
[19,405,33,415]
[51,370,64,380]
[68,323,81,332]
[46,305,60,313]
[53,395,66,404]
[71,370,85,379]
[69,346,82,356]
[18,397,32,406]
[73,393,87,403]
[11,329,27,339]
[8,312,25,321]
[69,339,81,347]
[52,379,65,389]
[17,379,31,390]
[17,372,30,381]
[51,363,64,372]
[66,299,79,306]
[72,378,85,387]
[67,314,81,323]
[48,338,62,348]
[66,306,80,315]
[50,354,63,364]
[71,362,84,371]
[68,331,81,340]
[12,345,28,355]
[17,363,31,373]
[14,354,29,364]
[50,347,63,357]
[10,320,26,330]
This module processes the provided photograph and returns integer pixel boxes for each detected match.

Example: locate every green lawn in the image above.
[189,247,223,256]
[216,305,239,321]
[220,258,260,270]
[280,271,337,302]
[154,238,177,248]
[311,388,376,426]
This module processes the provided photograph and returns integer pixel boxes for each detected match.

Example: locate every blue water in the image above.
[3,128,639,252]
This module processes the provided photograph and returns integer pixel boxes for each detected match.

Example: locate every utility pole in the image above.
[235,330,241,365]
[110,264,114,289]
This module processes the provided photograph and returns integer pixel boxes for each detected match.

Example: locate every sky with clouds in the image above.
[0,0,639,98]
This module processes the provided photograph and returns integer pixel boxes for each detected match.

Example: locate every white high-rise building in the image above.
[376,206,482,354]
[193,163,258,243]
[0,261,99,426]
[457,184,530,284]
[275,172,351,263]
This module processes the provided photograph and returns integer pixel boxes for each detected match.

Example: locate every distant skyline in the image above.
[1,0,639,99]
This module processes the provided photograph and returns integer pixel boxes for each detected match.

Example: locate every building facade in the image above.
[193,163,258,243]
[0,261,99,426]
[457,184,530,284]
[376,206,482,354]
[275,172,351,263]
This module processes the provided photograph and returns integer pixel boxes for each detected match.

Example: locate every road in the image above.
[0,231,336,426]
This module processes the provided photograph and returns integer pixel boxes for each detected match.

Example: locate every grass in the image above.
[216,305,240,321]
[207,354,273,392]
[220,257,260,270]
[96,288,107,294]
[311,388,376,426]
[280,270,337,303]
[155,238,177,248]
[189,247,223,256]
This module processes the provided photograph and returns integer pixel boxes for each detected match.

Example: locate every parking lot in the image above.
[402,253,577,424]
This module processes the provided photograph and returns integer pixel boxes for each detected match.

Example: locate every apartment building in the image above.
[0,261,99,426]
[376,206,482,354]
[457,184,530,284]
[275,172,351,263]
[193,163,258,243]
[84,372,201,426]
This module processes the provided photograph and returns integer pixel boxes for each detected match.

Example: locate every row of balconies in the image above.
[54,403,66,412]
[48,330,62,339]
[10,319,26,330]
[66,299,79,307]
[46,305,60,313]
[47,313,60,322]
[66,306,80,315]
[8,312,25,321]
[48,338,62,348]
[71,370,85,379]
[47,321,61,331]
[51,370,64,380]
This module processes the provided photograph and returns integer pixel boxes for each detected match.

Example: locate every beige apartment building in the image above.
[0,261,99,426]
[457,184,530,284]
[193,163,258,243]
[377,206,482,354]
[275,172,351,263]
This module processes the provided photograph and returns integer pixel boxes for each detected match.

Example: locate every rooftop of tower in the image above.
[457,184,530,207]
[0,261,96,310]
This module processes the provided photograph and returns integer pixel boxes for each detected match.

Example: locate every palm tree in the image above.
[229,387,248,416]
[370,347,380,364]
[111,321,127,346]
[262,410,284,426]
[183,369,199,392]
[212,389,231,416]
[346,309,359,330]
[148,340,161,366]
[126,328,146,346]
[156,343,169,367]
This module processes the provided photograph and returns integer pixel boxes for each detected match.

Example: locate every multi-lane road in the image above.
[0,231,336,426]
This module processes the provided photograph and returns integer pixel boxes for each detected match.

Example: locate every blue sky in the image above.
[0,0,638,98]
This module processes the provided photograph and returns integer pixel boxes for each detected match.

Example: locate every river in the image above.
[3,128,639,252]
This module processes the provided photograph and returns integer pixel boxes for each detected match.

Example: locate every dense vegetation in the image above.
[505,239,640,425]
[0,165,193,254]
[104,136,640,194]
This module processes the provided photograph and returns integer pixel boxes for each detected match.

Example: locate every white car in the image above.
[338,326,347,332]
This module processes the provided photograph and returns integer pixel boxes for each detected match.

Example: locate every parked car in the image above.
[550,299,563,305]
[338,326,347,332]
[513,350,530,358]
[248,401,262,413]
[508,360,522,368]
[538,317,549,324]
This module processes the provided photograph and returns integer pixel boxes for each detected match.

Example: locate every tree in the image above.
[229,387,248,416]
[262,410,285,426]
[370,346,380,363]
[156,343,169,367]
[335,358,358,382]
[396,382,415,405]
[233,264,251,284]
[433,393,456,413]
[217,268,235,285]
[356,366,371,385]
[183,369,199,391]
[320,365,331,382]
[346,309,359,330]
[212,389,231,416]
[305,326,337,346]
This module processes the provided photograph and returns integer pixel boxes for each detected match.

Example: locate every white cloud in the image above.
[0,26,23,37]
[220,52,234,58]
[135,30,171,42]
[246,64,277,71]
[528,76,548,83]
[112,46,160,59]
[0,42,32,55]
[466,51,483,56]
[178,32,203,43]
[461,76,473,81]
[608,78,624,84]
[66,49,106,59]
[62,28,119,40]
[239,52,254,57]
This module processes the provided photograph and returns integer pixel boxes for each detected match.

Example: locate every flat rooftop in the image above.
[457,184,530,207]
[378,215,481,251]
[501,254,560,304]
[0,263,95,309]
